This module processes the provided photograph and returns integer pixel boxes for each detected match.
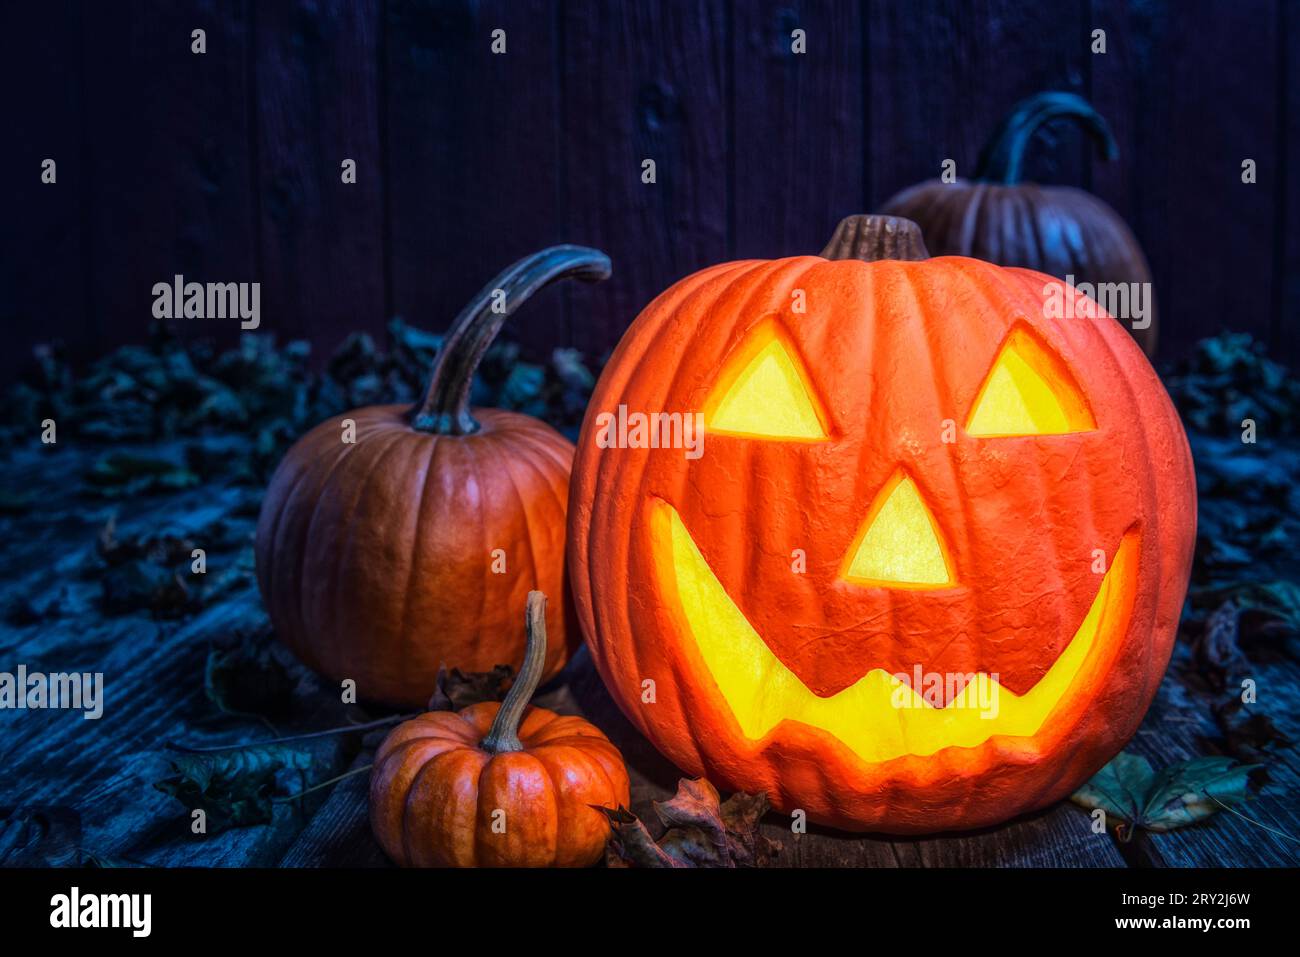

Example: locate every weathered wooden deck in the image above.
[2,435,1297,868]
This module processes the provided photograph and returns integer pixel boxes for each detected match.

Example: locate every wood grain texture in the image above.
[0,1,93,381]
[730,0,866,259]
[1279,0,1299,356]
[78,1,258,360]
[560,0,730,349]
[385,0,571,357]
[0,441,351,866]
[1090,0,1280,359]
[254,0,385,347]
[1120,644,1300,867]
[279,753,390,867]
[866,0,1090,206]
[2,1,1296,370]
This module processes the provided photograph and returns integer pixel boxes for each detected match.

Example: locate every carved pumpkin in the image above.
[370,592,630,867]
[256,246,610,708]
[880,92,1158,355]
[568,215,1195,833]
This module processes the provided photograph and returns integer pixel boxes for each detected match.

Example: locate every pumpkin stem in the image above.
[411,246,611,435]
[480,591,549,754]
[821,214,930,262]
[974,91,1119,186]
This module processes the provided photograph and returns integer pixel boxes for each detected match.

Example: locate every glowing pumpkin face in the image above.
[569,216,1196,833]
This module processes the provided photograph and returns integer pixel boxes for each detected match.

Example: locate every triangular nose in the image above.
[842,471,952,587]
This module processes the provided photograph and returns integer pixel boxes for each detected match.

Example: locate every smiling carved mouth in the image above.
[651,500,1139,764]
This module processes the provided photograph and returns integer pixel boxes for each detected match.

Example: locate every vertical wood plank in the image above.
[729,0,866,259]
[0,2,90,380]
[866,0,1090,206]
[384,0,564,357]
[254,0,384,349]
[76,1,256,358]
[561,0,730,353]
[1089,0,1280,361]
[1278,0,1299,363]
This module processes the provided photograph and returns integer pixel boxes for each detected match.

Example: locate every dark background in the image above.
[3,0,1295,383]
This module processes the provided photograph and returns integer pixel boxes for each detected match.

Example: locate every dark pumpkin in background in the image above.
[255,247,610,708]
[569,215,1195,833]
[880,92,1157,355]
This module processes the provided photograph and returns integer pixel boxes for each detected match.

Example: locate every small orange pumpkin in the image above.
[370,592,630,867]
[255,246,610,708]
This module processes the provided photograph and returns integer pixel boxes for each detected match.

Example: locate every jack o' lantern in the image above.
[568,215,1195,833]
[879,92,1158,356]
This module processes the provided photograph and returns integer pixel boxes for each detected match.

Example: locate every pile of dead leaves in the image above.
[1163,332,1300,437]
[599,778,781,868]
[3,320,602,481]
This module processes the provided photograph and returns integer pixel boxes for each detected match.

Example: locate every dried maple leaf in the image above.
[1071,752,1264,841]
[1213,698,1293,763]
[426,664,513,712]
[1191,601,1250,691]
[598,777,781,868]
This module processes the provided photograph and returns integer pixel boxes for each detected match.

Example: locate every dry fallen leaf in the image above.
[598,777,781,868]
[425,664,513,712]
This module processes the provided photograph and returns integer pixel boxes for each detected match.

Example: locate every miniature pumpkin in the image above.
[880,92,1158,355]
[255,246,610,708]
[370,592,630,867]
[568,215,1195,833]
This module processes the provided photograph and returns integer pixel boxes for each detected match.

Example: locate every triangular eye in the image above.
[704,323,827,441]
[842,471,952,587]
[966,326,1095,436]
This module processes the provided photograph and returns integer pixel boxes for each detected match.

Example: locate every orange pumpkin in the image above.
[568,215,1195,833]
[370,592,630,867]
[255,246,610,708]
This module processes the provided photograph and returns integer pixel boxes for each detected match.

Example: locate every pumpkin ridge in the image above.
[503,424,573,477]
[520,747,565,866]
[528,742,621,867]
[380,738,463,866]
[476,750,559,867]
[374,713,458,753]
[298,429,404,669]
[411,746,487,867]
[661,256,829,690]
[496,438,572,677]
[394,434,443,690]
[899,261,984,676]
[1080,301,1166,693]
[271,428,363,648]
[328,430,418,686]
[515,705,563,740]
[460,439,494,670]
[258,431,333,619]
[494,443,547,624]
[525,717,611,746]
[583,259,789,756]
[1009,264,1171,781]
[958,262,1079,679]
